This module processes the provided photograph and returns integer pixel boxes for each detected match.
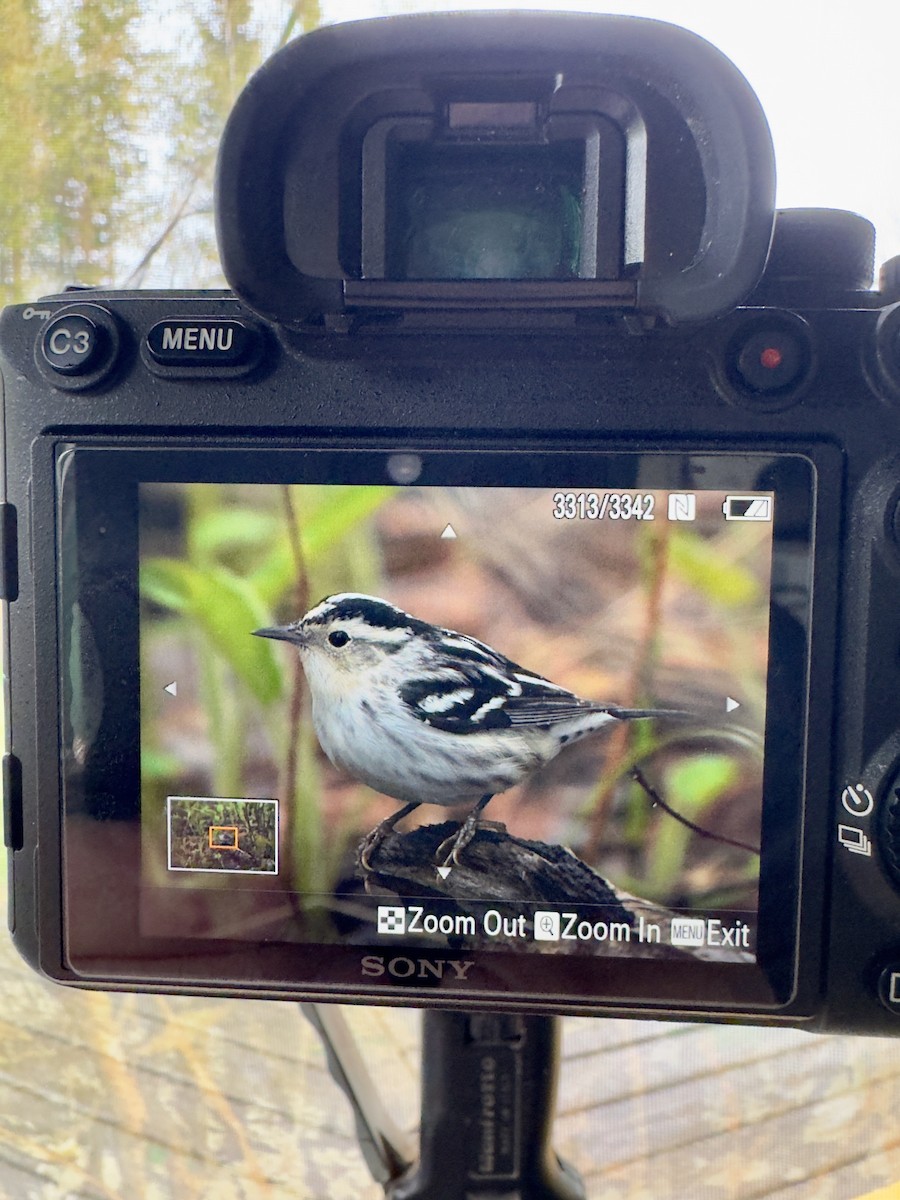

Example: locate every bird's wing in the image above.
[398,659,515,733]
[399,632,615,734]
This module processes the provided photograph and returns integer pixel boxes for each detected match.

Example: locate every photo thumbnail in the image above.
[166,796,279,875]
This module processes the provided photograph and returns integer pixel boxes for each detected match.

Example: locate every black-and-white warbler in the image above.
[255,593,687,868]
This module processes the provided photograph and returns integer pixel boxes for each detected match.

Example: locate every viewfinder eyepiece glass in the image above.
[387,142,585,281]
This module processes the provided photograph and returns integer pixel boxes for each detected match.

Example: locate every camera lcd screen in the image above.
[58,446,812,1012]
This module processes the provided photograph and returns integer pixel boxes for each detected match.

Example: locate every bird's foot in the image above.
[358,801,421,872]
[358,824,387,872]
[436,817,506,869]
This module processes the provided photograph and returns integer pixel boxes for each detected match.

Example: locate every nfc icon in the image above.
[667,494,696,522]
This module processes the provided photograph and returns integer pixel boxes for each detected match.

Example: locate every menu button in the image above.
[146,319,254,368]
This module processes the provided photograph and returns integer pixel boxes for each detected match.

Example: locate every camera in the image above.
[3,10,900,1036]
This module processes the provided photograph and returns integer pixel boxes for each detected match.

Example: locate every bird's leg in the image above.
[358,801,421,871]
[437,794,495,867]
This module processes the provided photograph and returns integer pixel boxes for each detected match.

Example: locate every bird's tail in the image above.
[606,705,695,721]
[606,706,763,757]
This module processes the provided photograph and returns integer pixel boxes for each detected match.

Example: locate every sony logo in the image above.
[361,955,476,981]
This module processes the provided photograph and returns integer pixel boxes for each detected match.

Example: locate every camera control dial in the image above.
[872,302,900,398]
[878,782,900,891]
[762,208,875,293]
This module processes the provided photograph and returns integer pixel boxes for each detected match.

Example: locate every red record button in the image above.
[735,328,805,393]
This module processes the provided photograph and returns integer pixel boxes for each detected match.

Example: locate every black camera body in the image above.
[5,12,900,1035]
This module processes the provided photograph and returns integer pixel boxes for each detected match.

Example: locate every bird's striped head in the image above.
[254,593,426,678]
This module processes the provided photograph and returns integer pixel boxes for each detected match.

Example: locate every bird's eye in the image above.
[328,629,350,647]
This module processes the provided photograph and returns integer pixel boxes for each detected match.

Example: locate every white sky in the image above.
[319,0,900,268]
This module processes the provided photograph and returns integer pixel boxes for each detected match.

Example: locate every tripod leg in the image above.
[389,1010,585,1200]
[301,1003,417,1188]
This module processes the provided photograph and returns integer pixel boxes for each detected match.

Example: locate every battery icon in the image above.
[723,495,772,521]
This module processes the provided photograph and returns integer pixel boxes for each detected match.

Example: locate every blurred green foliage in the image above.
[140,481,394,901]
[0,0,322,304]
[141,558,282,705]
[645,754,740,897]
[589,519,765,906]
[668,526,761,607]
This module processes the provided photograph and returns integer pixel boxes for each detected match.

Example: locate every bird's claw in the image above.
[358,801,420,872]
[436,817,505,869]
[358,826,386,872]
[436,830,469,870]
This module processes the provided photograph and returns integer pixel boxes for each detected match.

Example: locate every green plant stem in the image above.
[583,520,671,861]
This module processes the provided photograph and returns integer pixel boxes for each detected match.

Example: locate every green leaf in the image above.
[668,529,760,607]
[141,558,193,612]
[250,485,395,605]
[666,754,739,815]
[190,507,279,560]
[302,485,396,560]
[140,558,283,705]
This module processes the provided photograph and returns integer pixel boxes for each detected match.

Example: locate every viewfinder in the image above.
[387,141,586,281]
[217,12,776,325]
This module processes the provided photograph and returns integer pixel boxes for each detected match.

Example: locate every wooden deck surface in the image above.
[3,879,900,1199]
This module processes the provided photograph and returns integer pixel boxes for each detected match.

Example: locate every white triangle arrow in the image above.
[440,524,457,540]
[164,681,177,697]
[436,865,452,879]
[726,696,740,713]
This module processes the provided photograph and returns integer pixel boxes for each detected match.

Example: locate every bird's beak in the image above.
[253,624,306,646]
